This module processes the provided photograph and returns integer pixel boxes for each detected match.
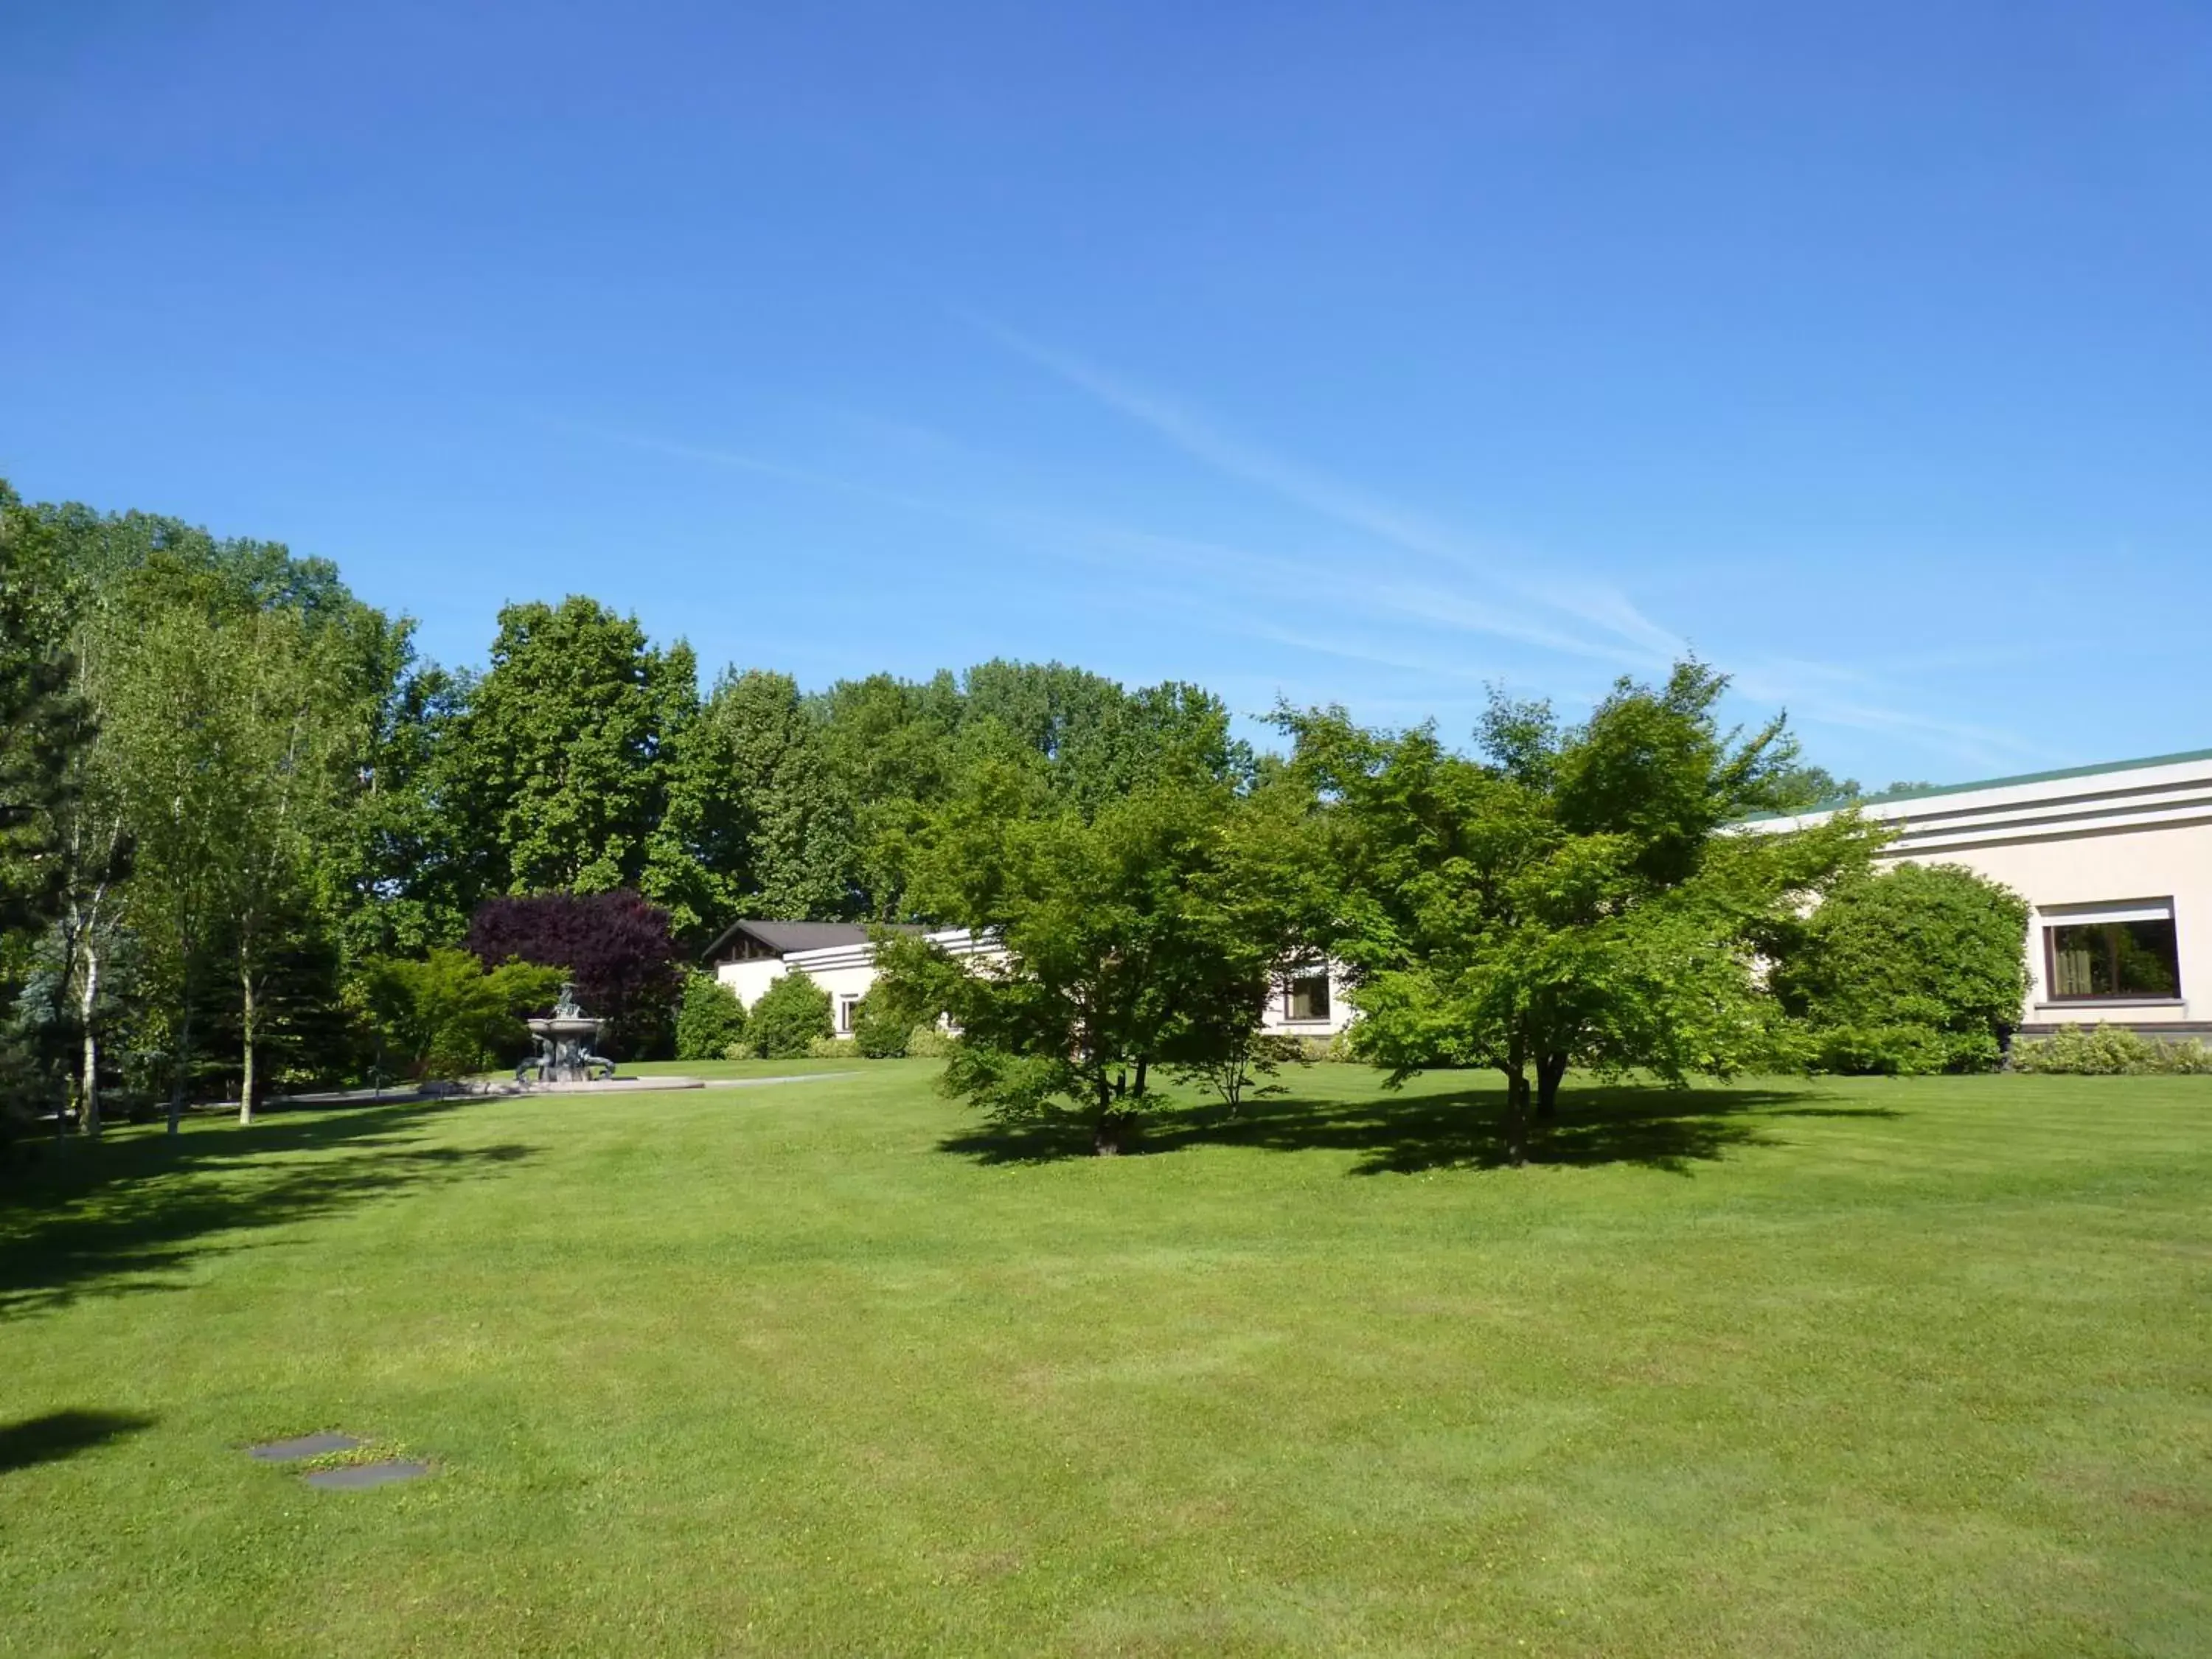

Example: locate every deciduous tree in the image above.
[1293,663,1882,1164]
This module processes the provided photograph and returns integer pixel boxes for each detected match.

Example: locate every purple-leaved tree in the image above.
[463,890,683,1059]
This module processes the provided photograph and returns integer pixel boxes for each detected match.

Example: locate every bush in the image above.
[463,890,682,1058]
[674,973,747,1062]
[722,1040,755,1062]
[904,1023,956,1059]
[806,1035,857,1059]
[357,950,563,1082]
[2009,1024,2212,1075]
[1772,863,2031,1075]
[748,969,833,1059]
[852,992,911,1058]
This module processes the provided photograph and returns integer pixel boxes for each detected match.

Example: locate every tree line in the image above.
[1,481,2034,1155]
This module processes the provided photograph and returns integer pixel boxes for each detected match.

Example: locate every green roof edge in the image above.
[1737,744,2212,824]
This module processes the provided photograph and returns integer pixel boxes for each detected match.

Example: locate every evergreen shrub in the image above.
[1773,863,2031,1075]
[852,992,911,1058]
[748,969,833,1059]
[674,972,747,1062]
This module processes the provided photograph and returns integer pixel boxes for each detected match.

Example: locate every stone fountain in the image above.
[517,982,617,1085]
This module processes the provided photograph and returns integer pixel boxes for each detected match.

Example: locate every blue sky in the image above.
[4,1,2208,787]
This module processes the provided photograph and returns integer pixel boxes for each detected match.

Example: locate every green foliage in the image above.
[2008,1024,2212,1075]
[748,969,834,1059]
[437,595,698,919]
[1172,1031,1310,1115]
[1770,862,2031,1075]
[805,1034,856,1059]
[357,949,562,1082]
[902,1022,956,1059]
[0,485,93,948]
[673,972,748,1062]
[668,669,857,925]
[883,754,1304,1152]
[850,991,912,1058]
[1290,662,1885,1162]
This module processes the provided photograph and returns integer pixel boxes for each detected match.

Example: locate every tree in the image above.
[673,971,748,1061]
[100,588,236,1132]
[438,597,697,909]
[666,669,857,923]
[212,604,365,1122]
[462,889,682,1058]
[357,949,562,1082]
[813,669,963,920]
[0,485,96,1131]
[1770,861,2030,1074]
[36,497,411,1129]
[747,969,832,1060]
[881,754,1301,1155]
[0,485,91,953]
[1292,663,1882,1164]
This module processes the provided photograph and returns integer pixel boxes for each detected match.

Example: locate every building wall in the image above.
[1762,751,2212,1034]
[717,932,1358,1037]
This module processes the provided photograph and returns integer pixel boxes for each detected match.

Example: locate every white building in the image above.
[700,919,1354,1040]
[1750,748,2212,1037]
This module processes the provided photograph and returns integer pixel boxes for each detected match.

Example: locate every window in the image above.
[2043,902,2182,1001]
[836,994,862,1034]
[1284,970,1331,1023]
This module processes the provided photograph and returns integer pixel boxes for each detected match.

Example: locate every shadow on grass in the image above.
[940,1080,1860,1175]
[0,1099,535,1318]
[0,1409,155,1475]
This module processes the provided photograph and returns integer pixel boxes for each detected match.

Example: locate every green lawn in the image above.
[4,1064,2208,1656]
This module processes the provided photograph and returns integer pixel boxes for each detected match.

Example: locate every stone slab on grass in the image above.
[302,1460,431,1490]
[247,1432,362,1461]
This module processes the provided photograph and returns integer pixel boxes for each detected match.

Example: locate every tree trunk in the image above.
[1535,1051,1568,1123]
[239,961,257,1127]
[1500,1024,1531,1166]
[79,941,101,1138]
[167,983,194,1138]
[1091,1065,1119,1157]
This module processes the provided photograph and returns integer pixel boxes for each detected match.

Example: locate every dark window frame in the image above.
[2042,911,2183,1003]
[1281,970,1332,1023]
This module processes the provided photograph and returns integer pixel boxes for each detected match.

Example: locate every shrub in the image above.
[1772,863,2031,1075]
[851,992,911,1058]
[674,973,747,1062]
[748,969,833,1059]
[357,950,563,1082]
[2009,1024,2212,1075]
[463,890,682,1058]
[904,1023,956,1059]
[806,1035,857,1059]
[722,1040,755,1062]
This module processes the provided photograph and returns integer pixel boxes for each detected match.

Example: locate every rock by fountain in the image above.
[517,982,617,1085]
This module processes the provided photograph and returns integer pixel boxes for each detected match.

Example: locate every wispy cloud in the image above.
[547,368,2039,773]
[961,312,1686,664]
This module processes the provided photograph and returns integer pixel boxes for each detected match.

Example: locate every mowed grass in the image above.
[4,1064,2209,1657]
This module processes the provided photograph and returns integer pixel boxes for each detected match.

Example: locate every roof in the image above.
[699,918,922,962]
[1738,745,2212,825]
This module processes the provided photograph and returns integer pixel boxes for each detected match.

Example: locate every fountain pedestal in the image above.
[517,983,616,1085]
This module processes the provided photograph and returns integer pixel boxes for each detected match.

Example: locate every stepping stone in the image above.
[303,1459,431,1490]
[248,1432,362,1461]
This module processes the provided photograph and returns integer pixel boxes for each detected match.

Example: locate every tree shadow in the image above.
[0,1409,156,1475]
[0,1100,536,1318]
[939,1079,1855,1176]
